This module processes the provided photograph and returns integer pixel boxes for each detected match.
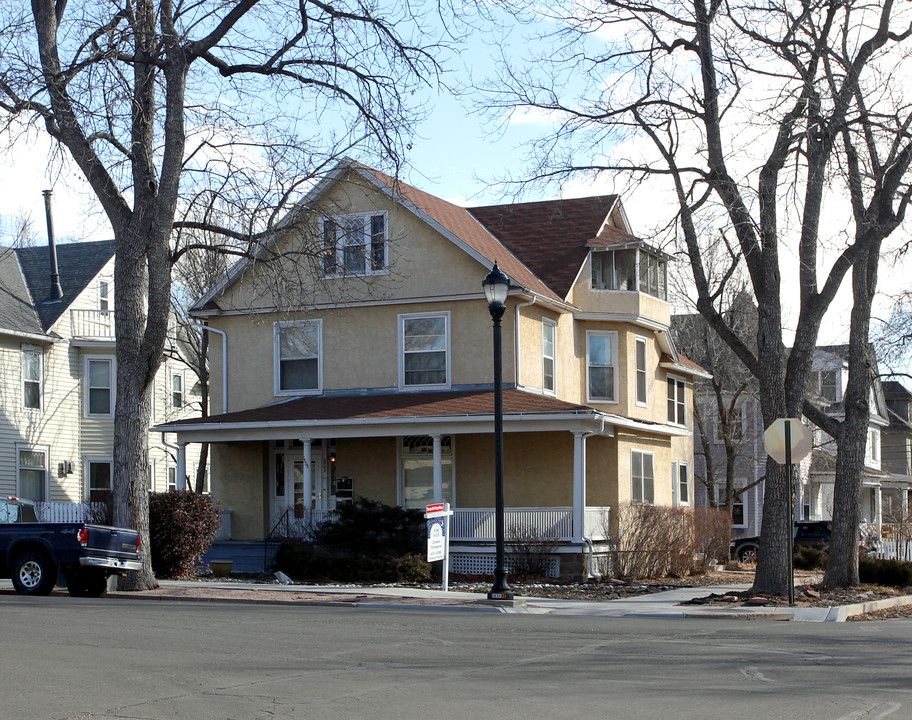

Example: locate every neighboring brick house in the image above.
[0,240,203,512]
[156,159,707,578]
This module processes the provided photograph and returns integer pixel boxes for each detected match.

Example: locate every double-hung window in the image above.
[400,312,450,389]
[172,371,184,409]
[17,446,47,502]
[400,436,454,509]
[587,331,617,403]
[86,458,113,503]
[322,213,387,276]
[22,345,42,411]
[86,357,114,417]
[631,450,654,504]
[819,370,838,403]
[99,280,110,312]
[542,319,556,395]
[274,320,322,395]
[635,336,648,406]
[667,375,686,426]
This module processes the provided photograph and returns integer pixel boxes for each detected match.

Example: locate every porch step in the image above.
[202,541,277,574]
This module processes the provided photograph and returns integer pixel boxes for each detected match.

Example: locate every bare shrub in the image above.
[613,503,724,579]
[692,507,733,574]
[507,524,560,578]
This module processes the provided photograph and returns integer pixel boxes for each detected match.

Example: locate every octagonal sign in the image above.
[764,418,813,464]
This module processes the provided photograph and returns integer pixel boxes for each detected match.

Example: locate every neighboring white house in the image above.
[688,341,908,540]
[0,240,203,511]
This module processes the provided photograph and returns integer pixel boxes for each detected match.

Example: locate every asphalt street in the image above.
[3,594,911,720]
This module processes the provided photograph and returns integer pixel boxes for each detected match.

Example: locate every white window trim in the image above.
[167,463,178,492]
[631,449,655,505]
[273,319,323,397]
[667,373,687,427]
[321,211,389,278]
[171,368,185,409]
[16,444,49,503]
[675,460,690,506]
[731,485,747,528]
[398,311,451,391]
[542,318,557,396]
[586,330,619,404]
[21,344,43,412]
[98,279,111,312]
[634,335,648,408]
[84,355,115,418]
[84,456,114,501]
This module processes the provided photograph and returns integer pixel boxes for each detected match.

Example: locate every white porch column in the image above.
[432,434,443,503]
[572,432,586,539]
[176,442,187,490]
[299,438,312,517]
[876,485,883,542]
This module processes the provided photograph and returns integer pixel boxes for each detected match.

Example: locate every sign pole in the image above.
[786,420,795,607]
[443,503,450,592]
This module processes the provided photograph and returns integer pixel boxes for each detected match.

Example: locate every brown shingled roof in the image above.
[468,196,619,299]
[166,389,595,427]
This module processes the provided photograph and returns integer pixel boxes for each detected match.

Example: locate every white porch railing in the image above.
[267,507,339,538]
[70,309,115,339]
[36,501,107,523]
[451,507,612,542]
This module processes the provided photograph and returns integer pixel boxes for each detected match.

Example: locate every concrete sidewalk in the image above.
[4,578,911,620]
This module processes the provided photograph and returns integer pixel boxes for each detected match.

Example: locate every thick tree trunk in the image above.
[823,243,880,588]
[112,217,170,591]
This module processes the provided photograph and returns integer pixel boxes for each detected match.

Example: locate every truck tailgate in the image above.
[85,524,140,560]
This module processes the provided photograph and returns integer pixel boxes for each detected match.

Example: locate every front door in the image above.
[270,443,326,528]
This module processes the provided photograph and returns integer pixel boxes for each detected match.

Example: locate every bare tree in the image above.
[483,0,912,592]
[0,0,443,589]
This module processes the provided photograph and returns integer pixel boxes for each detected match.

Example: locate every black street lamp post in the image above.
[483,262,513,600]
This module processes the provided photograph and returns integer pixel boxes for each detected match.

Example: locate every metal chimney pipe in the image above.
[42,189,63,301]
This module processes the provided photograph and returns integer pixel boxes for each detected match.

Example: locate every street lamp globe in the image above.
[482,262,510,316]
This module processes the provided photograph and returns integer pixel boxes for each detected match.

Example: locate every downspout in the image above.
[191,321,227,415]
[514,296,536,390]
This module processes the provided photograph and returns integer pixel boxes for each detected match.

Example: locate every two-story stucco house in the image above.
[157,160,707,577]
[0,240,203,513]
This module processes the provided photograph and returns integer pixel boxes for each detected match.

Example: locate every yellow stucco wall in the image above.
[209,299,517,412]
[334,437,398,506]
[211,442,266,540]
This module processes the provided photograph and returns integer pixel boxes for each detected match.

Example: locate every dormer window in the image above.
[322,213,387,276]
[591,248,667,300]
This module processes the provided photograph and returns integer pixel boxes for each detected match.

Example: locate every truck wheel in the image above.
[67,572,109,598]
[11,552,57,596]
[738,546,759,564]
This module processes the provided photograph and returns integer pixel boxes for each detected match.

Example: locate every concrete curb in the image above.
[683,608,795,621]
[824,593,912,622]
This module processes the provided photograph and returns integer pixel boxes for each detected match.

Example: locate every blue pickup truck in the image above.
[0,496,142,597]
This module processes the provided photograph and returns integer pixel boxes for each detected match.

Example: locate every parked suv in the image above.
[730,521,832,563]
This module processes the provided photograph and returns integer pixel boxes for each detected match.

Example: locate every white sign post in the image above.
[764,418,813,607]
[425,502,453,592]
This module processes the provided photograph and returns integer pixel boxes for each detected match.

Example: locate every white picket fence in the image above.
[36,502,107,523]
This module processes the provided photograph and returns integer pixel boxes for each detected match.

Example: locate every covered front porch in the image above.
[157,389,683,578]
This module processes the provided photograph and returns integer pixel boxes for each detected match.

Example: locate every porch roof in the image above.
[154,388,690,443]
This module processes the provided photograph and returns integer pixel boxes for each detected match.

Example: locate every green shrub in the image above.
[274,541,432,582]
[859,557,912,587]
[149,490,221,579]
[312,498,425,556]
[793,543,828,570]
